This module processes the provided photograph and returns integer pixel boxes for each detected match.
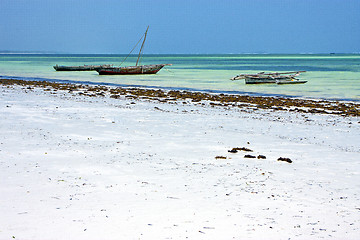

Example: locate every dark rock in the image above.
[244,154,256,158]
[110,94,121,99]
[257,155,266,159]
[277,157,292,163]
[228,149,238,153]
[240,147,253,152]
[233,147,253,152]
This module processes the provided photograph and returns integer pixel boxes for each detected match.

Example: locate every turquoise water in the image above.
[0,54,359,101]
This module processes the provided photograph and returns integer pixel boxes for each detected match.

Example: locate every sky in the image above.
[0,0,359,54]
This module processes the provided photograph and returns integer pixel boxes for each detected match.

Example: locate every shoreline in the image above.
[3,75,360,103]
[1,78,359,117]
[1,79,359,239]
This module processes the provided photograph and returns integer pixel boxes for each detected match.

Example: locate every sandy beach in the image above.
[1,81,359,239]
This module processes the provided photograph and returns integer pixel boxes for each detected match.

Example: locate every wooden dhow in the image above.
[96,26,171,75]
[97,64,172,75]
[231,71,307,84]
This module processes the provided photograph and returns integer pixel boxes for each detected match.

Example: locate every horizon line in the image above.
[1,51,360,55]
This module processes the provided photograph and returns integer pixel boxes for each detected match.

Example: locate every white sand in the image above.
[1,85,359,240]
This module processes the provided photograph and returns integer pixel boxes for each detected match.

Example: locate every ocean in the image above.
[0,54,359,101]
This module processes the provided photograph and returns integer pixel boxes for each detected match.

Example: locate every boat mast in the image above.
[136,26,149,66]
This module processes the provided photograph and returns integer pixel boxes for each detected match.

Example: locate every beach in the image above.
[1,81,359,239]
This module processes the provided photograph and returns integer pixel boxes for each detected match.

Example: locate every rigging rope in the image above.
[163,65,174,73]
[119,33,145,66]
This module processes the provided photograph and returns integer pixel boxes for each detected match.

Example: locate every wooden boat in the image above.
[97,64,172,75]
[53,64,112,71]
[276,79,307,84]
[231,71,306,84]
[96,26,171,75]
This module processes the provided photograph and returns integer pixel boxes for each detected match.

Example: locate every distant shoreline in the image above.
[1,52,359,55]
[0,51,59,54]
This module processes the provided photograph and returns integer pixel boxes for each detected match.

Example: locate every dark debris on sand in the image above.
[277,157,292,163]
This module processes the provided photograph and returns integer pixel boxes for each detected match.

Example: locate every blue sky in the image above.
[1,0,359,54]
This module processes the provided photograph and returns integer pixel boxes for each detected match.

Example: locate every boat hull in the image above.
[53,65,112,71]
[245,78,277,84]
[245,76,302,84]
[276,80,307,84]
[97,64,169,75]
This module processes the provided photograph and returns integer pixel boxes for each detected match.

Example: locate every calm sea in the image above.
[0,54,359,101]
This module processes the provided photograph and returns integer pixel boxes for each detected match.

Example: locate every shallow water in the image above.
[0,54,359,101]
